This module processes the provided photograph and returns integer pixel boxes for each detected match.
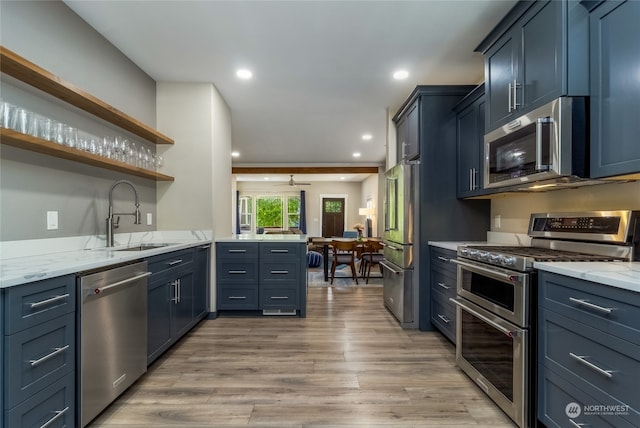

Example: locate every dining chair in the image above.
[360,240,384,283]
[329,240,359,285]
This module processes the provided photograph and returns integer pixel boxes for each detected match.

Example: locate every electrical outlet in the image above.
[147,213,153,226]
[494,215,501,229]
[47,211,59,230]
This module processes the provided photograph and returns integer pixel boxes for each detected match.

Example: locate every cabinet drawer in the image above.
[430,289,455,343]
[4,276,75,335]
[217,242,259,260]
[540,309,640,412]
[217,261,259,283]
[538,363,638,428]
[260,287,299,309]
[148,249,194,276]
[431,269,457,300]
[260,261,300,283]
[260,243,302,259]
[217,286,259,310]
[430,247,457,275]
[5,372,75,428]
[4,313,75,408]
[540,272,640,345]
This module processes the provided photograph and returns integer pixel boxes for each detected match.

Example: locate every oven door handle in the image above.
[450,259,522,283]
[449,298,520,338]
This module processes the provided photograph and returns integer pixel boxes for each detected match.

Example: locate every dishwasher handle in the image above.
[93,272,151,295]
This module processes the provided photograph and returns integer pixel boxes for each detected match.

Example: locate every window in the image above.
[256,196,283,228]
[287,196,300,227]
[239,196,252,231]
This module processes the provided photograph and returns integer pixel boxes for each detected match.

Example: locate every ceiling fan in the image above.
[280,174,311,187]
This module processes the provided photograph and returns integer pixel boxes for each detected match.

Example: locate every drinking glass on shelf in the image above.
[37,117,52,141]
[130,142,138,166]
[63,125,77,148]
[2,102,17,130]
[51,121,64,144]
[155,154,164,170]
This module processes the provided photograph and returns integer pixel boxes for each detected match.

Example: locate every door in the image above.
[322,198,344,237]
[485,32,518,130]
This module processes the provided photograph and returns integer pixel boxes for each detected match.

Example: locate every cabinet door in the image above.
[520,0,562,109]
[397,101,419,161]
[590,0,640,178]
[147,278,172,365]
[172,270,194,340]
[194,246,210,320]
[485,32,518,129]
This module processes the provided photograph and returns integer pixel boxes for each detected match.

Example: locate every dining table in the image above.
[309,237,382,281]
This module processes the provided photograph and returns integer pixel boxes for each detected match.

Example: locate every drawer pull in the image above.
[39,406,69,428]
[166,259,183,266]
[199,245,211,249]
[29,293,70,309]
[270,249,289,253]
[270,270,289,274]
[229,296,247,300]
[29,345,70,367]
[569,297,613,315]
[569,352,613,378]
[228,270,247,274]
[437,314,450,324]
[437,256,449,262]
[228,249,247,253]
[568,420,585,428]
[437,282,451,290]
[270,296,289,300]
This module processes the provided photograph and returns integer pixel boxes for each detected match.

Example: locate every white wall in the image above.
[491,181,640,233]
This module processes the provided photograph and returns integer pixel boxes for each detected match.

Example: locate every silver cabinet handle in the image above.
[270,249,289,253]
[29,293,70,309]
[512,79,520,109]
[171,280,179,303]
[228,270,247,274]
[469,168,473,191]
[199,245,211,249]
[437,314,450,324]
[569,352,613,378]
[569,297,613,315]
[437,256,449,262]
[29,344,70,367]
[228,249,246,253]
[568,420,585,428]
[39,406,69,428]
[229,296,247,300]
[270,296,289,300]
[508,82,513,112]
[270,270,289,274]
[437,282,451,290]
[167,259,183,266]
[177,278,181,303]
[94,272,151,294]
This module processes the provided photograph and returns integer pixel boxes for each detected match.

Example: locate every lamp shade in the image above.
[359,207,375,216]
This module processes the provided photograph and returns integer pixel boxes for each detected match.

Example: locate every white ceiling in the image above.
[63,0,516,173]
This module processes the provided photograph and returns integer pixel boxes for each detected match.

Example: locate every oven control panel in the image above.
[532,216,621,233]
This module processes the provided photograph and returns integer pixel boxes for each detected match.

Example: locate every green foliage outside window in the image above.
[288,196,300,227]
[256,197,283,227]
[325,200,342,212]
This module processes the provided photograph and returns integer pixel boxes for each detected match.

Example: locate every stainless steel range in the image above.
[451,210,640,428]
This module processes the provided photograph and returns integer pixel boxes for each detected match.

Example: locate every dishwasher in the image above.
[78,260,151,427]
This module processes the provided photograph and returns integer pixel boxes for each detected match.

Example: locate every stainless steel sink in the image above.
[112,243,176,251]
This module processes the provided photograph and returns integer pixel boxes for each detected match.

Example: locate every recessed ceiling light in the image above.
[353,152,361,158]
[231,151,240,157]
[393,70,409,80]
[264,177,270,180]
[362,134,372,141]
[340,176,346,180]
[236,69,253,80]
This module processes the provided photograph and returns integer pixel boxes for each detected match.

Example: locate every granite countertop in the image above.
[0,230,211,288]
[216,234,307,243]
[534,261,640,293]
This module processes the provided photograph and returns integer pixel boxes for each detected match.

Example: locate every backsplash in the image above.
[490,180,640,233]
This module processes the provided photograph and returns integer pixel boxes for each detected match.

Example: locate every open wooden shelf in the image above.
[0,46,173,145]
[1,128,174,182]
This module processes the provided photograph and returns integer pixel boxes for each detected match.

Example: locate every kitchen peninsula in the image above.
[216,234,308,317]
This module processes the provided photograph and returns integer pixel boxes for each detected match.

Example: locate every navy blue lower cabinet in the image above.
[538,271,640,427]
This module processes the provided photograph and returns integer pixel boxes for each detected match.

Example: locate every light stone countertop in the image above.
[0,230,211,288]
[428,241,489,252]
[534,261,640,293]
[216,234,308,243]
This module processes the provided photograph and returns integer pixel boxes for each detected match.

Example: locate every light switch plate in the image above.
[147,213,153,225]
[47,211,59,230]
[494,215,501,229]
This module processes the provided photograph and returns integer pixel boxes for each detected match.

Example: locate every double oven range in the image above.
[451,210,640,428]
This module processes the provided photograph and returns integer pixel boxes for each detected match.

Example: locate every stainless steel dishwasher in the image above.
[78,261,151,427]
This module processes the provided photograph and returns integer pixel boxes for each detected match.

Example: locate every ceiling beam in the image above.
[232,166,380,174]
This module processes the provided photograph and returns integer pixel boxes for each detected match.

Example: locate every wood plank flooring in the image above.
[90,287,516,427]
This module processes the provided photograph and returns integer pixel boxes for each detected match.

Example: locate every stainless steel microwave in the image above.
[484,97,591,190]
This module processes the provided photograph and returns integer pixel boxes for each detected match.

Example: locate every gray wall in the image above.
[0,0,159,241]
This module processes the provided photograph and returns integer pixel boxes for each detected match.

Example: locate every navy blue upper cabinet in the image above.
[396,100,419,161]
[589,0,640,178]
[479,0,589,132]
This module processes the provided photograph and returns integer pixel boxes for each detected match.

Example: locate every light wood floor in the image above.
[90,287,517,427]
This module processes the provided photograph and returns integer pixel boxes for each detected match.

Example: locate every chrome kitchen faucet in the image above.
[106,179,142,247]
